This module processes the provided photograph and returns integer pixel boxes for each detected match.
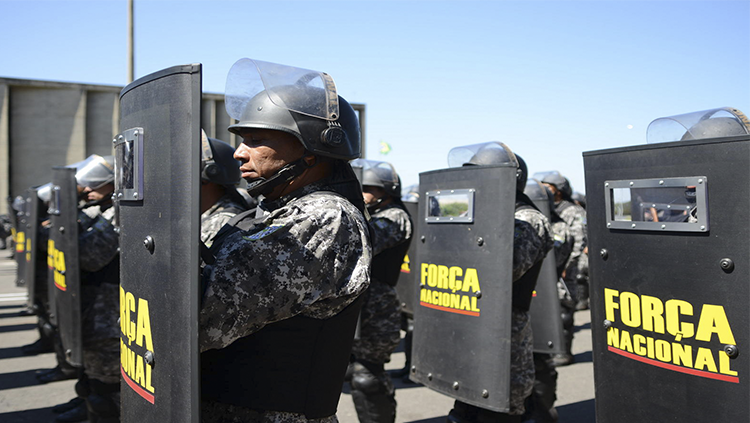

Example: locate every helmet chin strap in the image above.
[245,156,313,198]
[366,197,384,214]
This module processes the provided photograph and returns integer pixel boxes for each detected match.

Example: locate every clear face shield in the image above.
[225,58,340,124]
[350,158,399,188]
[75,154,115,190]
[647,107,750,143]
[447,141,518,168]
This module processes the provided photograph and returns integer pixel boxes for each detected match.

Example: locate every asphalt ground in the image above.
[0,252,595,423]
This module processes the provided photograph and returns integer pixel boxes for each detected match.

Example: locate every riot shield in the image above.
[524,180,566,354]
[23,188,41,310]
[395,199,418,316]
[584,134,750,421]
[49,167,82,366]
[411,165,516,412]
[117,64,201,422]
[14,196,27,288]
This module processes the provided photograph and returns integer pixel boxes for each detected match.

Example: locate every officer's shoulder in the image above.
[293,190,364,223]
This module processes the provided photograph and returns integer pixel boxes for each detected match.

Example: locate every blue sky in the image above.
[1,0,748,192]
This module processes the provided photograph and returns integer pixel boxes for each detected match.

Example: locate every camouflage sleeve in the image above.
[201,210,238,247]
[560,205,587,269]
[199,194,370,352]
[369,206,412,256]
[79,208,119,273]
[551,220,573,271]
[201,196,248,247]
[513,208,553,282]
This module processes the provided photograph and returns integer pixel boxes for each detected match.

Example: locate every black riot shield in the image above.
[49,167,82,366]
[584,135,750,422]
[395,199,418,316]
[117,64,201,422]
[23,188,41,310]
[14,196,27,288]
[411,165,516,411]
[524,180,566,354]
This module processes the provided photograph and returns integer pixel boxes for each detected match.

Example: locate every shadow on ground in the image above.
[572,350,592,364]
[0,323,36,333]
[405,417,446,423]
[0,406,58,423]
[557,398,595,423]
[0,368,62,391]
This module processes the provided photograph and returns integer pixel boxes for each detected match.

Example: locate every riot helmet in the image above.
[225,59,360,161]
[647,107,750,143]
[536,171,572,200]
[36,183,53,204]
[451,142,526,192]
[74,154,115,190]
[351,159,401,198]
[225,59,360,197]
[201,130,241,186]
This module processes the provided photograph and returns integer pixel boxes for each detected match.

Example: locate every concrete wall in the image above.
[0,77,366,215]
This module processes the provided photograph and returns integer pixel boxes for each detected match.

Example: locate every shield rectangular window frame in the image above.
[48,185,61,216]
[425,188,475,224]
[113,127,144,202]
[604,176,709,232]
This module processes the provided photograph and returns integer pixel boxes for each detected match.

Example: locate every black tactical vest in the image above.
[201,296,363,418]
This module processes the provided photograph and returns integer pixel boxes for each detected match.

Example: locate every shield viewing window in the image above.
[425,189,475,223]
[605,176,708,232]
[114,128,144,201]
[48,185,61,216]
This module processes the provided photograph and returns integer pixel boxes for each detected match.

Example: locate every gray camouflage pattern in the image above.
[78,206,119,272]
[352,204,411,364]
[200,182,371,352]
[513,206,554,282]
[551,220,573,272]
[509,309,534,415]
[510,205,552,415]
[77,203,120,383]
[201,193,248,247]
[369,204,412,256]
[201,400,337,423]
[555,200,587,275]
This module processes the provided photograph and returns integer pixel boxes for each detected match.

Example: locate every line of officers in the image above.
[8,58,588,423]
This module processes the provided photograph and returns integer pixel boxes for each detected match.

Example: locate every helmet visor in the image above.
[447,142,518,168]
[75,155,115,190]
[647,107,750,143]
[225,58,340,122]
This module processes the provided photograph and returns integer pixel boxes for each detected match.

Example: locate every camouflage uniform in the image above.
[452,202,552,421]
[78,203,121,420]
[200,181,371,423]
[349,203,412,423]
[555,200,587,298]
[200,192,249,248]
[554,199,587,365]
[509,204,554,415]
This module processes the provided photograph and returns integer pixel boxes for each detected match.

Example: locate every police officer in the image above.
[448,146,553,423]
[74,154,121,423]
[524,185,573,423]
[540,173,586,367]
[199,132,253,247]
[199,59,371,423]
[347,159,413,423]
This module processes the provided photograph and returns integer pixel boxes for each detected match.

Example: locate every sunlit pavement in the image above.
[0,253,595,423]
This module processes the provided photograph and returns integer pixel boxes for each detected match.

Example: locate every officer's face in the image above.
[363,185,386,205]
[234,129,305,182]
[84,183,114,202]
[542,183,559,196]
